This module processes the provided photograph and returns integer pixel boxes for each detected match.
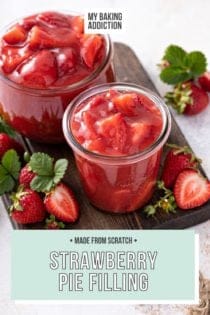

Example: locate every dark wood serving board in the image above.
[2,42,210,230]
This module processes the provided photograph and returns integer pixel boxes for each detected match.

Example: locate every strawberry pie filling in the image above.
[71,89,163,156]
[0,11,106,88]
[67,87,167,213]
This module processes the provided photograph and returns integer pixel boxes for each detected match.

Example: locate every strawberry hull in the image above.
[63,83,171,213]
[0,12,115,143]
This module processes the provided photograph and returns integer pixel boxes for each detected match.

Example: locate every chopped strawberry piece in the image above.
[44,183,79,223]
[174,169,210,210]
[55,48,76,76]
[1,46,33,73]
[19,50,57,88]
[86,138,106,153]
[20,15,37,30]
[113,93,139,116]
[70,16,84,33]
[81,34,103,68]
[3,25,27,45]
[37,11,71,28]
[97,113,127,152]
[130,121,151,147]
[82,111,97,140]
[29,26,77,49]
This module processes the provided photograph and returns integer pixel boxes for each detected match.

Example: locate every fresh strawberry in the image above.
[44,183,79,223]
[198,72,210,92]
[3,25,27,44]
[0,133,24,159]
[165,82,209,115]
[161,144,200,188]
[19,164,36,188]
[10,186,46,224]
[81,34,103,68]
[45,215,65,229]
[174,169,210,210]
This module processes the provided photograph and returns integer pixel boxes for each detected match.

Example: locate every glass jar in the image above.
[63,83,171,213]
[0,12,115,143]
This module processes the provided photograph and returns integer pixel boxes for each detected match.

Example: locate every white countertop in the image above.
[0,0,210,314]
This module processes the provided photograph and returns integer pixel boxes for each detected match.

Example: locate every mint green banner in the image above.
[12,230,197,301]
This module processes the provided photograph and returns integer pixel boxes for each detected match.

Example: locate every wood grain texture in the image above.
[2,42,210,230]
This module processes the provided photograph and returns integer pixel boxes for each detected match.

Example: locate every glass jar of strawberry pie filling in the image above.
[0,11,115,143]
[63,83,171,213]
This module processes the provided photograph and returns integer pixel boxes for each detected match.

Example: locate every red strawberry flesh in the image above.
[174,169,210,210]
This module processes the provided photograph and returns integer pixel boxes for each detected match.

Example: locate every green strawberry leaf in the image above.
[29,153,54,176]
[160,66,191,85]
[163,45,187,67]
[185,51,207,77]
[0,165,16,195]
[1,149,21,180]
[0,116,16,137]
[54,159,68,185]
[30,175,54,192]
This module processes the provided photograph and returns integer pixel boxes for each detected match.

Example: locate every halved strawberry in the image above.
[29,26,77,49]
[113,93,139,116]
[37,11,71,28]
[1,46,33,73]
[81,34,103,68]
[174,169,210,210]
[3,25,27,45]
[19,50,57,88]
[97,113,127,152]
[44,183,79,223]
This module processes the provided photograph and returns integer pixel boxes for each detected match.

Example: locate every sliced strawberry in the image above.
[113,93,139,116]
[174,169,210,210]
[19,50,57,88]
[1,46,33,73]
[3,25,27,45]
[70,15,84,33]
[97,113,127,153]
[29,25,78,49]
[44,183,79,223]
[81,34,103,68]
[198,72,210,92]
[37,11,71,28]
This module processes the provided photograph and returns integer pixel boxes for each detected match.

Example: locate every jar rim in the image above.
[0,11,113,95]
[62,82,171,165]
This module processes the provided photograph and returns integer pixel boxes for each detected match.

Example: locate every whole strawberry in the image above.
[198,72,210,92]
[44,182,79,223]
[161,144,200,188]
[165,82,209,115]
[19,164,36,188]
[10,186,46,224]
[0,133,24,159]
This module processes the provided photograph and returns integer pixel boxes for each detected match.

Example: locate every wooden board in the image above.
[2,42,210,230]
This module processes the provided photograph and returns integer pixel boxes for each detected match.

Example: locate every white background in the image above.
[0,0,210,314]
